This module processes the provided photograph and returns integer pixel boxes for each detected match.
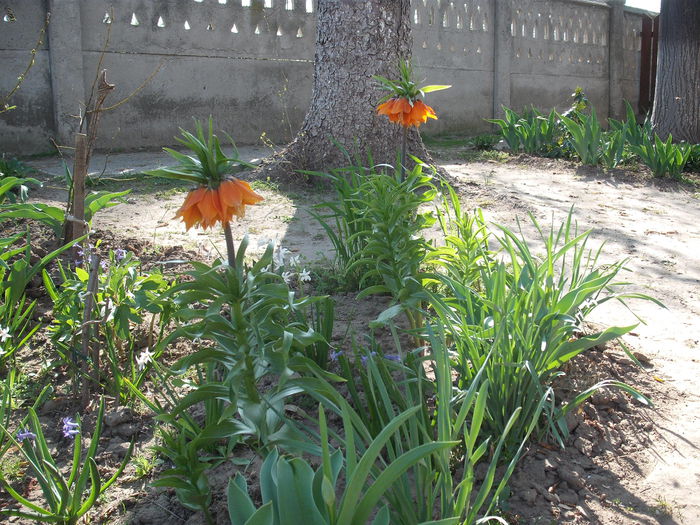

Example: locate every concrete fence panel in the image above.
[413,0,495,134]
[0,1,53,153]
[509,0,610,119]
[0,0,654,155]
[75,0,315,150]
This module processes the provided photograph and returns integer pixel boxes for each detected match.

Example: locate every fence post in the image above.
[607,0,625,120]
[47,0,86,147]
[492,0,512,119]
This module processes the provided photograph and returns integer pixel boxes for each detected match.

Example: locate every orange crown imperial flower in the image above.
[376,98,437,128]
[374,60,450,129]
[176,178,263,231]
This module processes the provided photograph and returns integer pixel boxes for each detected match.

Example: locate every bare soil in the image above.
[8,150,700,524]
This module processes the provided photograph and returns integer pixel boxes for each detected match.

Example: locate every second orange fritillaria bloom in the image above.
[176,178,263,231]
[376,98,437,128]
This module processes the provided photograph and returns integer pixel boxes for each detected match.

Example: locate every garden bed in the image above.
[1,150,698,524]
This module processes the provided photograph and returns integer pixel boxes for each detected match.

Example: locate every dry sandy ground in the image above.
[26,151,700,524]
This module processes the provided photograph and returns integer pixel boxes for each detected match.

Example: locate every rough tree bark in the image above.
[650,0,700,143]
[258,0,436,180]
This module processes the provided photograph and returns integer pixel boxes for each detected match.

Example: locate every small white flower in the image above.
[0,326,10,342]
[299,269,311,282]
[136,349,154,371]
[289,255,300,267]
[261,265,271,273]
[281,271,294,285]
[0,346,5,356]
[273,247,291,267]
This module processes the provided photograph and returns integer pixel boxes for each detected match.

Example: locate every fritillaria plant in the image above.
[145,118,263,265]
[374,60,450,171]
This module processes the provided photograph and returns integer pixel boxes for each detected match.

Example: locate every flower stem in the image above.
[401,126,408,180]
[223,222,236,267]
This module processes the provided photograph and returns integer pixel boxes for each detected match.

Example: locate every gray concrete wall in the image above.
[77,0,315,150]
[0,0,652,155]
[621,9,644,114]
[0,1,54,153]
[509,0,611,118]
[413,0,495,133]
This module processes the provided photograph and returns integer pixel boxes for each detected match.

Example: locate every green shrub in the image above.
[0,188,130,238]
[469,133,500,150]
[45,249,174,401]
[609,101,653,150]
[0,155,39,204]
[601,129,626,169]
[487,107,522,151]
[488,107,561,156]
[320,326,537,524]
[227,406,452,525]
[629,133,693,178]
[685,144,700,173]
[560,108,604,165]
[429,209,657,455]
[0,232,81,367]
[310,158,436,297]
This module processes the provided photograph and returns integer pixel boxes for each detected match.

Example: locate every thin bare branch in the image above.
[0,12,50,113]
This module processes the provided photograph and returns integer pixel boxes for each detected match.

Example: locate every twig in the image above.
[0,12,50,113]
[85,70,115,159]
[99,61,165,113]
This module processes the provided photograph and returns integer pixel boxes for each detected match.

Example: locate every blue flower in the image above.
[17,428,36,443]
[62,417,80,439]
[361,352,377,366]
[383,354,401,362]
[115,249,127,262]
[100,259,110,271]
[329,350,343,362]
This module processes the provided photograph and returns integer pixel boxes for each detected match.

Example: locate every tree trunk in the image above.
[257,0,436,181]
[650,0,700,143]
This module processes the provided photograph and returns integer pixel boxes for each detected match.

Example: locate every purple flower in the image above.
[329,350,343,362]
[62,417,80,439]
[100,259,110,271]
[360,352,377,366]
[17,428,36,443]
[115,249,127,262]
[383,354,401,362]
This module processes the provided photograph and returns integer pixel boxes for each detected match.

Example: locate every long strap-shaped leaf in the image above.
[351,441,457,525]
[336,406,419,523]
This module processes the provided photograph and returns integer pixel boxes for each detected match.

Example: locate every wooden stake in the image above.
[68,132,88,244]
[66,70,115,244]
